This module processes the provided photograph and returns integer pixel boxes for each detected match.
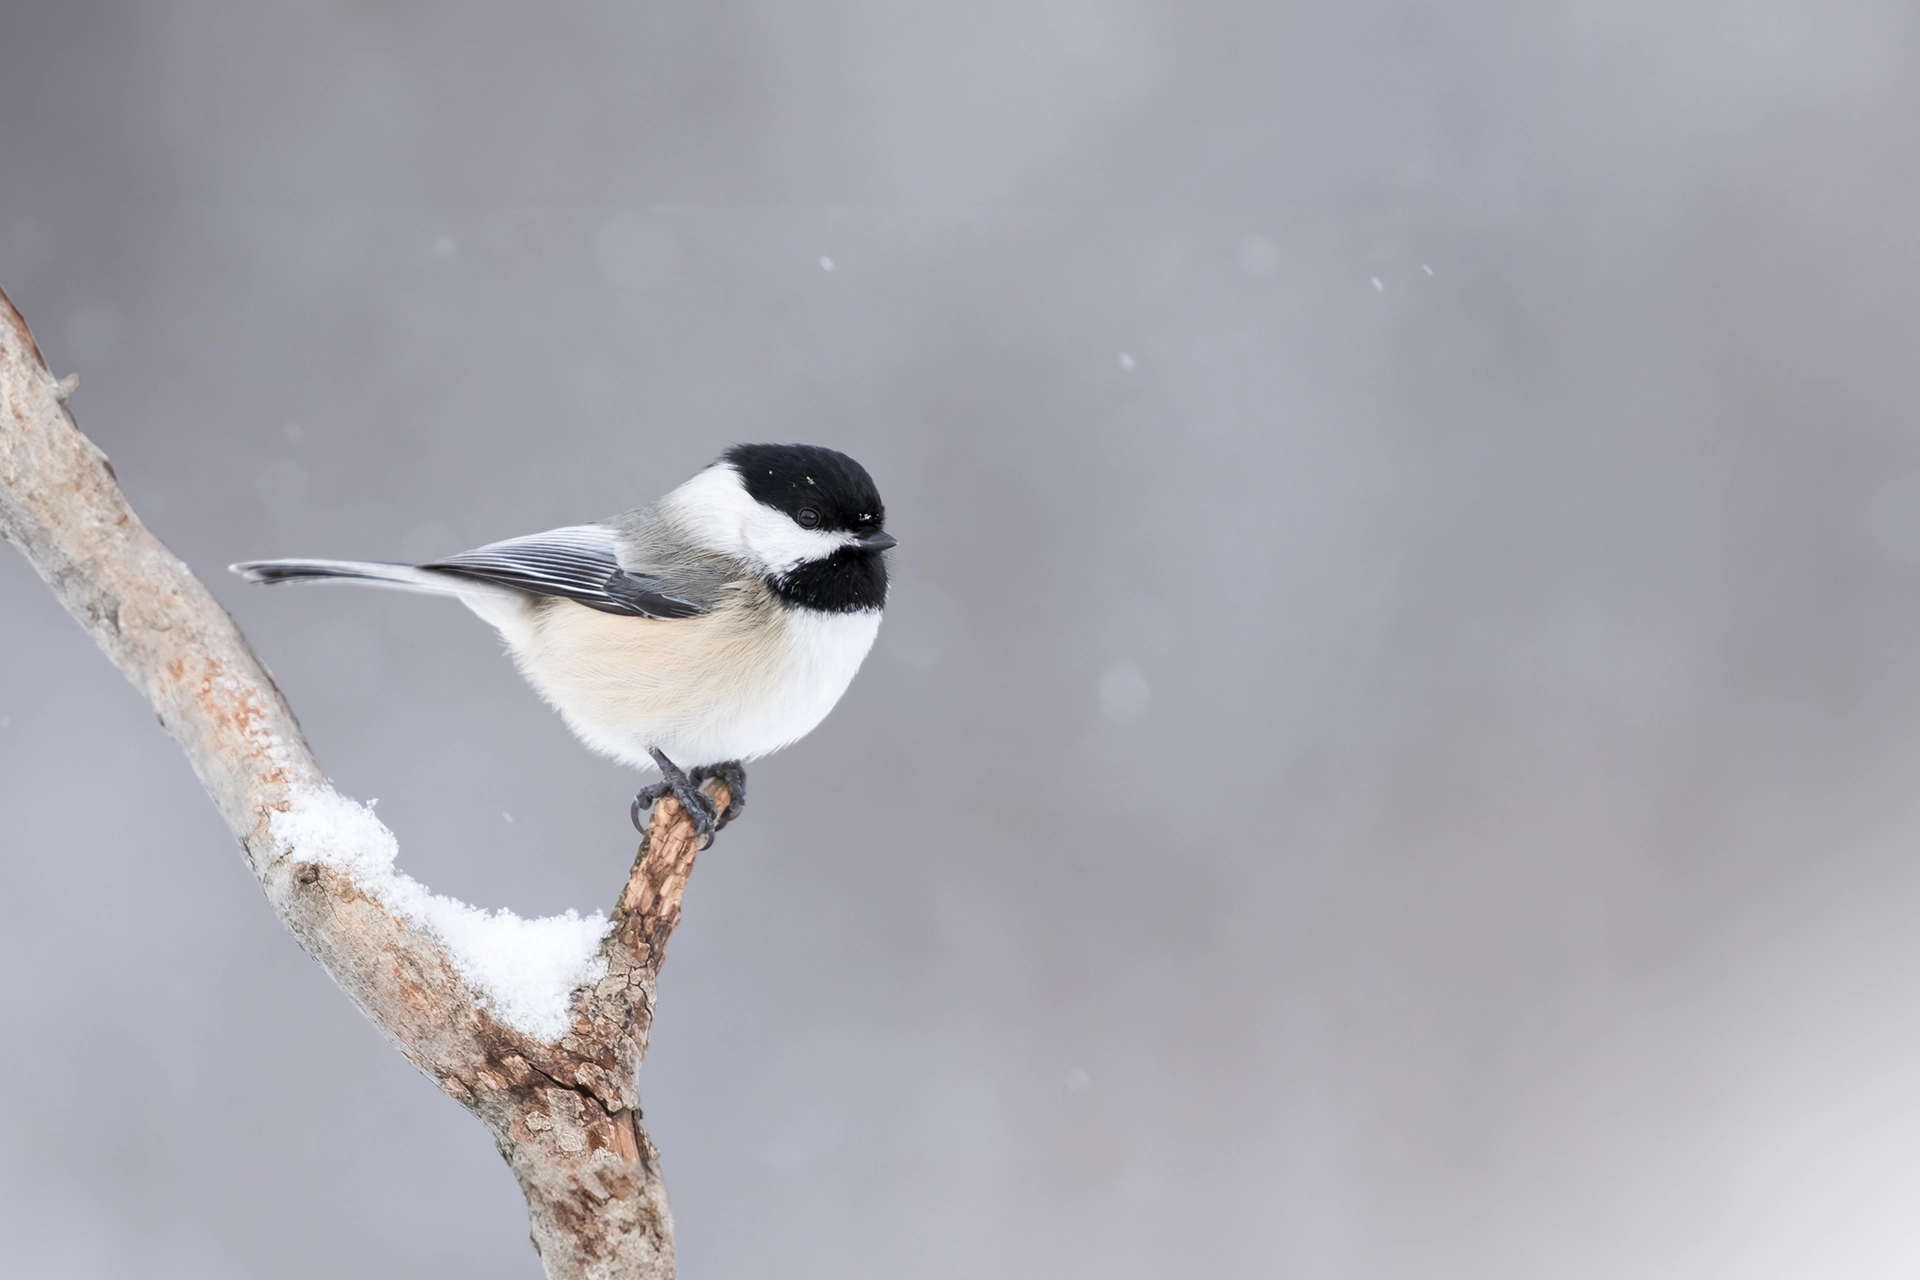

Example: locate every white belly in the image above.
[475,587,880,771]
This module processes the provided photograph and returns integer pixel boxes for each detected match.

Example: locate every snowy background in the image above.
[6,1,1920,1276]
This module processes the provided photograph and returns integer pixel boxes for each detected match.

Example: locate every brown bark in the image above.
[0,283,712,1279]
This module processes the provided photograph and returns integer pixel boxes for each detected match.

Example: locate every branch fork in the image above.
[0,284,712,1280]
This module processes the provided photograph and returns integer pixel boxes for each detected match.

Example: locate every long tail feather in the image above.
[229,559,480,597]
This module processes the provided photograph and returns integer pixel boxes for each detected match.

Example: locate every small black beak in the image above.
[855,531,898,551]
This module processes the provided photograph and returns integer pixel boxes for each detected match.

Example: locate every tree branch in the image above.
[0,283,713,1279]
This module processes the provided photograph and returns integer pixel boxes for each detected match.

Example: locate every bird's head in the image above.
[666,443,894,611]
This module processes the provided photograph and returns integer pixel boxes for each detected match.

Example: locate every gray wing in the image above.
[422,525,707,619]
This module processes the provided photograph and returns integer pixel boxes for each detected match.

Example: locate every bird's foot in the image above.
[688,760,746,830]
[631,748,718,843]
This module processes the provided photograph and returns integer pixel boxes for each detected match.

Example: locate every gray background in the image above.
[5,1,1920,1276]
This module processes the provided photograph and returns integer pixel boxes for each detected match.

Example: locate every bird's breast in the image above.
[502,585,880,767]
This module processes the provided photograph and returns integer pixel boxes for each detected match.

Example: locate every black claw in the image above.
[629,781,669,832]
[687,760,747,830]
[630,748,718,842]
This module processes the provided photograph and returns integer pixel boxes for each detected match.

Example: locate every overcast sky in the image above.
[5,2,1920,1276]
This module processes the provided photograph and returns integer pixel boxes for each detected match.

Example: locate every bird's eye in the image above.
[797,507,821,528]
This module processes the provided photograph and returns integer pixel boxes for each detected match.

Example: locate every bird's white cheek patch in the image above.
[664,464,851,573]
[738,508,850,573]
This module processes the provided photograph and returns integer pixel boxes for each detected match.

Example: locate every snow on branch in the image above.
[0,284,715,1280]
[269,787,611,1041]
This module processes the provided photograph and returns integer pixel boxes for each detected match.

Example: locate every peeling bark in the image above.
[0,284,713,1279]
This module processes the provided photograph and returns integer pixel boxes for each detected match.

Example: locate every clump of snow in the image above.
[270,787,610,1042]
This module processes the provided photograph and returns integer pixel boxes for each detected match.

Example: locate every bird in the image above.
[231,442,895,840]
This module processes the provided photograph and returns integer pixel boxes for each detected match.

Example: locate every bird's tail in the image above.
[229,559,481,598]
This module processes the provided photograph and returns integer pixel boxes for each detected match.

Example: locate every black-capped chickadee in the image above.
[232,443,895,839]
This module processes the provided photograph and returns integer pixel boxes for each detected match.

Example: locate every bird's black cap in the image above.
[723,443,886,536]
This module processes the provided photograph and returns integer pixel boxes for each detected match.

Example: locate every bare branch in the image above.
[0,284,713,1279]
